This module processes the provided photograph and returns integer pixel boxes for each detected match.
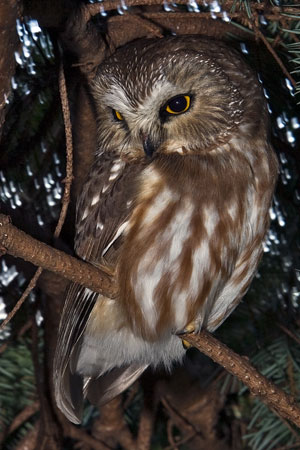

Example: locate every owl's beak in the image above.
[142,135,156,158]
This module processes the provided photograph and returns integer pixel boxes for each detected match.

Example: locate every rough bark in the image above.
[0,214,117,297]
[182,331,300,429]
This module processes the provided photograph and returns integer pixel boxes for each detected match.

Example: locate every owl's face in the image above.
[92,37,244,159]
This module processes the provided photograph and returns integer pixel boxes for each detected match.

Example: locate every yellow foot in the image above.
[182,339,193,349]
[184,322,196,334]
[176,322,196,350]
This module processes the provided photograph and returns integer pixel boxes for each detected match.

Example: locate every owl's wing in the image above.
[84,364,147,407]
[75,153,136,265]
[54,153,147,424]
[54,284,98,423]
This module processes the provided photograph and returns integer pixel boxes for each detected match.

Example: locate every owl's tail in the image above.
[53,284,149,424]
[55,359,147,424]
[85,364,148,407]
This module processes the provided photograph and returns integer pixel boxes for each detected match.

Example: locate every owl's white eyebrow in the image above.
[103,79,178,117]
[103,83,132,115]
[136,80,176,115]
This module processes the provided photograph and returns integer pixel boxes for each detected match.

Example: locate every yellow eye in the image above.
[165,95,191,115]
[113,110,124,121]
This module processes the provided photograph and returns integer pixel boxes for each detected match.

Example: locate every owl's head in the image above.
[92,36,249,159]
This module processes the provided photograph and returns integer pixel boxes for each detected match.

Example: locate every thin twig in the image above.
[0,398,38,446]
[274,444,300,450]
[0,319,32,354]
[15,421,39,450]
[161,397,200,437]
[123,381,140,409]
[254,26,296,88]
[166,421,179,450]
[180,331,300,429]
[0,268,42,332]
[278,323,300,346]
[56,62,73,238]
[271,407,300,443]
[165,427,196,450]
[7,401,40,435]
[64,424,113,450]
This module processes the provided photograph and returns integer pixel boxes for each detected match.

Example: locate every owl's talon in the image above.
[182,339,193,350]
[176,322,196,350]
[176,322,196,336]
[177,322,196,349]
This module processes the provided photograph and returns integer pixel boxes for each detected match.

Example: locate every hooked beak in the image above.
[142,135,156,158]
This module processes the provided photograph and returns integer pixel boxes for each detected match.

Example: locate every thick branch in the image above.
[8,401,40,435]
[15,422,39,450]
[64,424,111,450]
[87,0,297,18]
[92,397,136,450]
[0,214,117,297]
[62,1,297,84]
[181,331,300,429]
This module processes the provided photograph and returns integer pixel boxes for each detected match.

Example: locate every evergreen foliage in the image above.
[0,338,36,450]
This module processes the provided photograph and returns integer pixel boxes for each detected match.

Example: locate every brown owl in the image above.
[54,36,278,424]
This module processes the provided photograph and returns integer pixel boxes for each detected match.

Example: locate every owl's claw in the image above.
[176,322,196,335]
[176,322,196,350]
[182,339,193,349]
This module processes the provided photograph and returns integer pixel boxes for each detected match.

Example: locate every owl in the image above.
[54,36,278,424]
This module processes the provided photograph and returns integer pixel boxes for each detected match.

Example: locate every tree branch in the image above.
[252,23,296,88]
[91,396,136,449]
[181,331,300,429]
[8,401,40,435]
[15,421,39,450]
[64,423,112,450]
[86,0,285,15]
[0,319,32,354]
[0,214,117,297]
[56,62,74,238]
[61,0,297,91]
[86,0,299,20]
[0,268,42,332]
